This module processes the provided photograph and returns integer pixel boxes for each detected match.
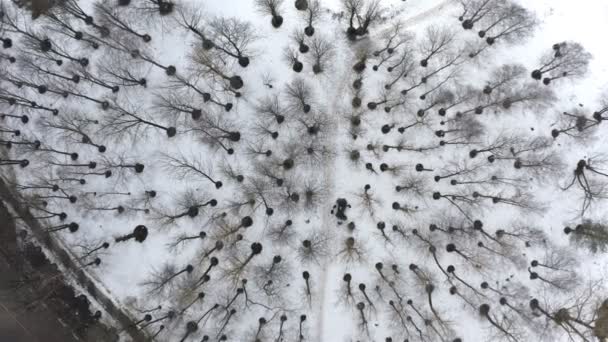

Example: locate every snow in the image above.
[2,0,608,341]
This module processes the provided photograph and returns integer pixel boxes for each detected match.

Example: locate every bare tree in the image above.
[418,25,456,67]
[160,152,223,189]
[285,77,314,113]
[561,157,608,217]
[307,35,335,74]
[342,0,383,40]
[459,0,503,30]
[551,109,599,141]
[255,0,285,28]
[531,42,592,85]
[94,1,151,42]
[476,2,537,46]
[565,220,608,253]
[300,0,321,36]
[101,101,177,140]
[209,16,257,67]
[283,45,304,72]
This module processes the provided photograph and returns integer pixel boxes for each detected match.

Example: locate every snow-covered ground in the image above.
[2,0,608,341]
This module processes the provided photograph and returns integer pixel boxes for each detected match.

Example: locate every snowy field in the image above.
[2,0,608,341]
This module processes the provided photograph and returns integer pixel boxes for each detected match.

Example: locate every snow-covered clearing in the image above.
[2,0,608,341]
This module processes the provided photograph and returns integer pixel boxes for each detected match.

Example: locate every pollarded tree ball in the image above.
[486,37,495,45]
[280,314,288,322]
[415,163,424,172]
[358,283,366,290]
[392,202,400,210]
[251,242,263,255]
[271,15,284,28]
[302,239,311,248]
[373,65,379,71]
[238,56,250,67]
[352,97,362,108]
[295,0,308,10]
[203,39,214,50]
[420,59,428,67]
[475,106,483,114]
[380,163,388,171]
[241,216,253,228]
[438,108,447,116]
[347,221,355,230]
[134,163,145,173]
[229,76,244,89]
[191,109,202,120]
[531,69,542,80]
[2,38,12,48]
[303,104,311,113]
[134,225,148,242]
[9,57,16,63]
[40,39,52,52]
[166,127,177,137]
[186,321,198,333]
[21,115,29,123]
[375,262,383,270]
[479,304,490,316]
[367,102,377,110]
[447,265,455,273]
[563,227,573,234]
[79,58,89,67]
[473,220,483,230]
[101,101,110,110]
[305,26,315,37]
[165,65,176,76]
[283,158,294,170]
[377,221,386,229]
[143,34,151,42]
[478,30,486,38]
[104,170,112,178]
[469,149,478,158]
[302,271,310,279]
[462,19,473,29]
[446,243,456,252]
[69,195,78,203]
[543,77,552,85]
[70,152,78,161]
[293,61,303,72]
[453,339,463,342]
[68,222,79,232]
[158,1,174,15]
[228,131,241,142]
[364,184,371,190]
[353,78,363,89]
[215,181,223,189]
[266,207,274,216]
[299,43,309,53]
[187,206,199,218]
[381,124,392,134]
[210,257,219,266]
[343,273,352,282]
[481,282,489,289]
[346,237,355,248]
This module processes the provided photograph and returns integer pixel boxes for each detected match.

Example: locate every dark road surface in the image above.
[0,200,114,342]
